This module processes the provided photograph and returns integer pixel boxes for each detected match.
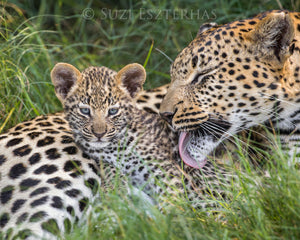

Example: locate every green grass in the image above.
[1,0,300,239]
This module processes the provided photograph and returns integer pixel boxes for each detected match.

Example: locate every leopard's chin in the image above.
[178,131,222,169]
[178,132,206,169]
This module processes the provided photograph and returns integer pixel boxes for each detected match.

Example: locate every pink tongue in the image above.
[179,132,207,169]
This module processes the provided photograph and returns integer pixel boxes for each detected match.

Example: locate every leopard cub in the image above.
[52,63,233,208]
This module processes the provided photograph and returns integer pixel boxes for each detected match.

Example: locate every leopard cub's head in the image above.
[51,63,146,149]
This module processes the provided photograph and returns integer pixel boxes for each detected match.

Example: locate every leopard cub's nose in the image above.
[92,130,107,139]
[159,112,174,125]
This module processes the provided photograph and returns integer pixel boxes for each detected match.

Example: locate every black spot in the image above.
[238,102,246,107]
[37,122,53,127]
[62,146,77,155]
[37,136,55,147]
[243,84,251,89]
[41,219,60,235]
[214,34,220,40]
[205,40,212,46]
[243,65,250,70]
[28,153,41,165]
[0,154,6,166]
[252,71,259,78]
[70,170,84,178]
[253,80,265,88]
[30,187,49,197]
[27,132,43,139]
[34,164,58,174]
[51,196,63,209]
[79,197,88,212]
[64,160,81,171]
[155,103,161,109]
[15,125,23,131]
[88,163,99,175]
[228,86,237,90]
[0,185,14,204]
[228,70,235,75]
[250,112,260,116]
[45,148,61,160]
[29,211,47,222]
[16,213,29,224]
[268,83,278,90]
[6,138,23,147]
[13,145,32,157]
[233,49,239,54]
[20,178,41,191]
[85,178,99,195]
[61,135,74,144]
[11,199,26,213]
[249,96,256,101]
[215,85,222,89]
[45,129,60,134]
[221,53,227,58]
[0,212,9,227]
[198,47,204,52]
[191,56,198,68]
[9,163,27,179]
[236,74,246,81]
[55,180,71,189]
[249,20,256,25]
[66,206,75,216]
[53,118,66,124]
[30,196,48,207]
[298,24,300,32]
[47,177,62,184]
[65,189,81,198]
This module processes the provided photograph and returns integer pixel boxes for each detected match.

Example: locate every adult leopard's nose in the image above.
[159,111,174,125]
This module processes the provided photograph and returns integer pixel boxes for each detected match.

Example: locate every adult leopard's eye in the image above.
[108,108,119,116]
[80,107,90,116]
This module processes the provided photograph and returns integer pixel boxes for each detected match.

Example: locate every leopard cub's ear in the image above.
[51,63,81,103]
[116,63,146,98]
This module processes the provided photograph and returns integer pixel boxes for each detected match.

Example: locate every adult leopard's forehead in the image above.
[170,15,269,82]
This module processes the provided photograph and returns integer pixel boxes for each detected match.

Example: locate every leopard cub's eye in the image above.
[108,108,119,116]
[80,107,90,116]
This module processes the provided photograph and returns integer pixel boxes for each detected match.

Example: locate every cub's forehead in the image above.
[80,66,117,88]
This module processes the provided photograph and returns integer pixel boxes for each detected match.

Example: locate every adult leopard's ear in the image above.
[196,22,217,37]
[51,63,81,103]
[116,63,146,98]
[245,11,294,64]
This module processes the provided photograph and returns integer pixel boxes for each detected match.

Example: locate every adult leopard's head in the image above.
[51,63,146,151]
[160,11,300,168]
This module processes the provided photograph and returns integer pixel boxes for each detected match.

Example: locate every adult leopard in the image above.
[160,10,300,168]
